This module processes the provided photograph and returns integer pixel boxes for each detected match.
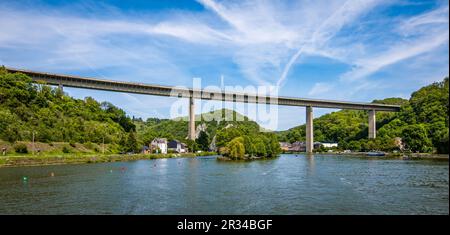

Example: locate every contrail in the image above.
[276,0,354,88]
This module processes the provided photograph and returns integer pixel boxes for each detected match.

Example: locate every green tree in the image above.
[227,137,245,160]
[185,139,198,153]
[196,130,210,151]
[401,124,432,152]
[242,135,256,156]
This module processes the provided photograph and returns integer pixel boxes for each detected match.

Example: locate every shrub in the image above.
[62,145,71,153]
[218,147,229,156]
[84,142,95,149]
[14,143,28,154]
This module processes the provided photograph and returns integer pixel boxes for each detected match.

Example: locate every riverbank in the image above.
[0,152,217,168]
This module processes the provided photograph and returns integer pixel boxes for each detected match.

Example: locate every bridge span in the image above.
[4,67,401,153]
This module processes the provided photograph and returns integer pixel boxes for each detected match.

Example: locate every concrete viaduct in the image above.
[5,67,401,153]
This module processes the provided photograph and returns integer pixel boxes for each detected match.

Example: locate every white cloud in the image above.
[0,0,448,129]
[341,35,448,82]
[340,5,449,82]
[277,0,384,86]
[399,5,449,35]
[308,83,334,96]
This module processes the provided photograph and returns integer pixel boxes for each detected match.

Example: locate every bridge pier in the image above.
[368,110,376,139]
[306,106,314,153]
[188,97,196,140]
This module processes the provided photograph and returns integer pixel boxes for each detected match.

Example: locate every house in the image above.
[279,142,292,151]
[150,138,167,154]
[321,142,338,148]
[288,141,322,152]
[167,140,188,153]
[141,146,150,154]
[289,141,306,152]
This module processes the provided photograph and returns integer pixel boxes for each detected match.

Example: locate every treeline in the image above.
[278,77,449,154]
[0,68,139,153]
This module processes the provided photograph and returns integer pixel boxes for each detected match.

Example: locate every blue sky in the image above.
[0,0,448,130]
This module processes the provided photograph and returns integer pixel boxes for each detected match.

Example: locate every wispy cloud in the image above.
[340,4,449,82]
[0,0,448,130]
[341,34,448,82]
[277,0,382,87]
[308,83,334,96]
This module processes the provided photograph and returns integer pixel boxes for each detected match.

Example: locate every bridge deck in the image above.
[4,67,400,112]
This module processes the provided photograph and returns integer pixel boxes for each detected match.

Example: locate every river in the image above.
[0,154,448,214]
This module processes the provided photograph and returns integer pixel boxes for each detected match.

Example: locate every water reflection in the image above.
[306,155,316,176]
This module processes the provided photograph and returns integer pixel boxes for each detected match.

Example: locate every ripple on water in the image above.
[0,154,448,214]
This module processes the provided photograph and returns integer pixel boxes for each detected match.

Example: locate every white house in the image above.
[321,142,338,148]
[167,140,188,153]
[150,138,167,154]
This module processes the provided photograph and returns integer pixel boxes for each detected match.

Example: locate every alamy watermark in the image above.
[169,77,279,131]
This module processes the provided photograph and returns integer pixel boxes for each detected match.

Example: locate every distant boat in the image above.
[367,151,385,156]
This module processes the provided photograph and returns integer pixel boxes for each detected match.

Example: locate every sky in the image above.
[0,0,448,130]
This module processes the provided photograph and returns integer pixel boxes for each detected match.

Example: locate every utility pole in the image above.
[32,131,35,155]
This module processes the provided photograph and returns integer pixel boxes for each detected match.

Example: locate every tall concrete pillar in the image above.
[188,97,196,140]
[368,110,376,139]
[306,106,314,153]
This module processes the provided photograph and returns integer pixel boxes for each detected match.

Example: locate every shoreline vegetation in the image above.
[0,151,217,168]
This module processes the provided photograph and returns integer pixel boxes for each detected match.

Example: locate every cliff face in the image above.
[195,123,208,139]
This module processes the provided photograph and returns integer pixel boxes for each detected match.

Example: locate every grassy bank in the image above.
[0,152,217,168]
[0,139,217,167]
[0,139,120,155]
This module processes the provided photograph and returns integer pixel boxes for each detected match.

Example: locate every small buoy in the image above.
[50,172,54,177]
[22,176,28,181]
[110,169,113,173]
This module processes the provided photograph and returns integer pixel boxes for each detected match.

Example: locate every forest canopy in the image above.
[277,77,449,154]
[0,67,138,152]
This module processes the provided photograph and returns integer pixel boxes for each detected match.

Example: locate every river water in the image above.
[0,154,448,214]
